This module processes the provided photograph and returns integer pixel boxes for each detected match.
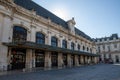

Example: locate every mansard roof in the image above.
[14,0,68,29]
[93,33,119,42]
[75,28,92,41]
[14,0,92,41]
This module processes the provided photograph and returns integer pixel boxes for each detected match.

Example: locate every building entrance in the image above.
[78,56,81,65]
[115,55,119,63]
[63,54,67,66]
[51,52,58,67]
[71,55,75,66]
[11,48,26,70]
[35,50,45,67]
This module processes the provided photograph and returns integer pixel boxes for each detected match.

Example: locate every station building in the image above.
[94,34,120,63]
[0,0,98,71]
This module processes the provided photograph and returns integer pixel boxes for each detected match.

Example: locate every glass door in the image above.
[11,48,26,70]
[35,50,45,67]
[51,52,58,67]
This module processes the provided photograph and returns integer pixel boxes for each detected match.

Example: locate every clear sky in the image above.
[33,0,120,38]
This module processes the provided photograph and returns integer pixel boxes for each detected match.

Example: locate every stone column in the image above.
[58,38,62,48]
[45,51,51,68]
[0,45,8,71]
[75,43,78,50]
[58,53,63,68]
[67,54,71,67]
[60,39,63,48]
[47,32,51,45]
[88,56,91,65]
[75,55,79,66]
[26,49,33,69]
[94,57,98,64]
[30,26,36,42]
[93,57,96,64]
[67,41,71,49]
[90,56,92,64]
[80,55,84,65]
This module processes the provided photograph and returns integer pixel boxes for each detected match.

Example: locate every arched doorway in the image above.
[115,55,119,63]
[51,52,58,67]
[63,54,67,66]
[11,26,27,70]
[11,48,26,70]
[35,50,45,67]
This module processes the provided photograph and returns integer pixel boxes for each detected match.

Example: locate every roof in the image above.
[14,0,68,29]
[14,0,92,41]
[93,33,119,42]
[3,41,99,56]
[75,28,92,41]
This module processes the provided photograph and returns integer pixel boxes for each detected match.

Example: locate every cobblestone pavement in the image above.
[0,64,120,80]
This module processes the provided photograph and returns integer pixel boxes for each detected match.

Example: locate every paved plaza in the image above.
[0,64,120,80]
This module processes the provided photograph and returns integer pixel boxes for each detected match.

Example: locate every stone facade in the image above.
[94,34,120,63]
[0,0,98,71]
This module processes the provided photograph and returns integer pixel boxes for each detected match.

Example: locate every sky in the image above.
[33,0,120,38]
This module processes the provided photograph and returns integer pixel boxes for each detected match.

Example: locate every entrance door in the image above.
[78,56,81,65]
[63,54,67,66]
[51,52,58,67]
[83,56,86,64]
[115,55,119,63]
[71,55,75,66]
[35,50,45,67]
[11,48,26,70]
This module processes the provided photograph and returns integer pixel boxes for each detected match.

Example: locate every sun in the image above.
[52,7,69,20]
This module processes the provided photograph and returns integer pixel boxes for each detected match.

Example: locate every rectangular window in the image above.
[114,44,117,48]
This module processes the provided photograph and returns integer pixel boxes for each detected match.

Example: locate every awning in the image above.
[3,41,99,57]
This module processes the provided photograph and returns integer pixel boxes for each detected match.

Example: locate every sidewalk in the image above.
[0,65,86,76]
[0,70,23,76]
[0,67,63,76]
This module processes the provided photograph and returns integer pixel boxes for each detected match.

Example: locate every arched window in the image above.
[13,26,27,42]
[87,47,89,51]
[78,44,80,50]
[36,32,45,44]
[62,40,67,48]
[71,42,74,50]
[51,36,58,47]
[83,46,85,51]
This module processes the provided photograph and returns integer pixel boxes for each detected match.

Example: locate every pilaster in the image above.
[80,55,84,65]
[26,49,33,69]
[58,53,63,68]
[75,55,79,66]
[45,51,51,68]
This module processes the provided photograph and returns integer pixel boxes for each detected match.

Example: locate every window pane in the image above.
[51,37,58,47]
[62,40,67,48]
[71,42,74,50]
[36,32,45,44]
[13,26,27,42]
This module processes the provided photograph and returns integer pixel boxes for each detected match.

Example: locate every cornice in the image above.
[96,41,120,45]
[99,50,120,54]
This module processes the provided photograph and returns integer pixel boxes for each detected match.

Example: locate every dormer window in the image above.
[114,44,117,48]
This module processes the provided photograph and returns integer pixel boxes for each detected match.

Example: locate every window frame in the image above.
[51,36,58,47]
[36,32,45,44]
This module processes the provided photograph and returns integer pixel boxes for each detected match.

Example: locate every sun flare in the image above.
[52,7,69,20]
